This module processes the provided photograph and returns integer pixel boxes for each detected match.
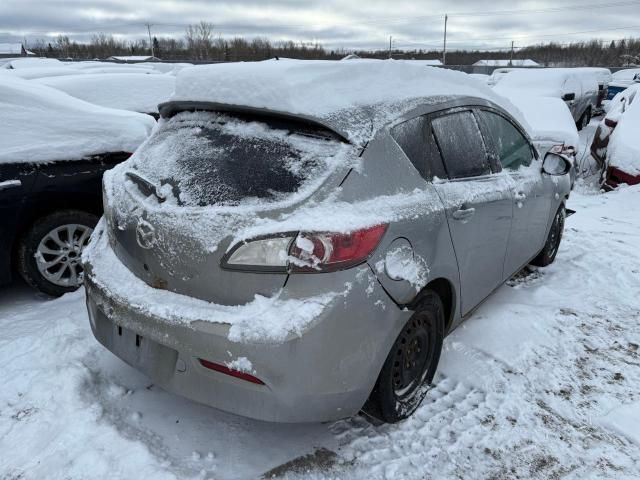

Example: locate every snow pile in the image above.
[83,221,342,344]
[2,57,62,69]
[0,76,156,163]
[607,96,640,174]
[0,66,88,79]
[170,59,528,144]
[502,94,580,150]
[35,73,175,113]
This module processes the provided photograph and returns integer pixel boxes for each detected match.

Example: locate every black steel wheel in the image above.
[364,290,445,423]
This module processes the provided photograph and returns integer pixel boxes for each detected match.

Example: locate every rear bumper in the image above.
[84,230,406,423]
[603,166,640,191]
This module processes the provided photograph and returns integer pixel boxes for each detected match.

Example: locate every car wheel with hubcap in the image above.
[363,290,445,423]
[531,206,565,267]
[17,210,98,296]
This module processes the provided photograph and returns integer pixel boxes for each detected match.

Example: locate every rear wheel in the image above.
[363,290,444,423]
[17,210,98,296]
[531,206,565,267]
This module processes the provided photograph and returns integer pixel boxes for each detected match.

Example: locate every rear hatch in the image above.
[103,109,354,305]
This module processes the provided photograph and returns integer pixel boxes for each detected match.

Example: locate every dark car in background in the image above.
[0,76,154,295]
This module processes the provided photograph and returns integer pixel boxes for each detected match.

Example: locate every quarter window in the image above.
[431,111,491,179]
[391,116,447,180]
[479,111,533,171]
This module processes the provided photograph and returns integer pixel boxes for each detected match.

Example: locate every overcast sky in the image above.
[1,0,640,51]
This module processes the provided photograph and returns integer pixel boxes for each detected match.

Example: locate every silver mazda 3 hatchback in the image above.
[83,61,572,423]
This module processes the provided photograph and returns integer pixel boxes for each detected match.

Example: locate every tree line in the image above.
[26,21,640,66]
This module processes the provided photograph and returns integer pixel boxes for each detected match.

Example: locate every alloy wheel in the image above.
[35,224,93,287]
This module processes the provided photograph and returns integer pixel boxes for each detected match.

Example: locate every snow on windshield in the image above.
[502,94,579,149]
[0,76,155,164]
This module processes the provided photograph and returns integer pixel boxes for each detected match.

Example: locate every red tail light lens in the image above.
[604,118,618,128]
[289,224,388,272]
[199,359,265,385]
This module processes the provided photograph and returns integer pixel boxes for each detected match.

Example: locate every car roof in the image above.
[163,59,520,145]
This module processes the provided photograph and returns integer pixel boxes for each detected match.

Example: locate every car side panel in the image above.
[0,163,37,285]
[339,133,462,321]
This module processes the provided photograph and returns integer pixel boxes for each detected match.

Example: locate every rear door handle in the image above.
[452,207,476,221]
[0,180,22,192]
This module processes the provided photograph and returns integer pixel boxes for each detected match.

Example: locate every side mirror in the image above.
[543,152,572,176]
[562,92,576,102]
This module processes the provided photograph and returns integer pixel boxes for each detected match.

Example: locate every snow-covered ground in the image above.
[2,124,639,480]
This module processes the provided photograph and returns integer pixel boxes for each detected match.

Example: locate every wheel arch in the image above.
[409,277,456,334]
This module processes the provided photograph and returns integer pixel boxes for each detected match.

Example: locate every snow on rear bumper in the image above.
[83,222,406,422]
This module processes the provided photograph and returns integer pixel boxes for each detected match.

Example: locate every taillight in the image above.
[199,359,265,385]
[289,224,388,273]
[222,224,388,273]
[604,118,618,128]
[550,144,576,157]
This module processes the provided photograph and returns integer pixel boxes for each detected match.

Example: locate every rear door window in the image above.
[430,111,491,179]
[477,110,534,171]
[391,116,447,180]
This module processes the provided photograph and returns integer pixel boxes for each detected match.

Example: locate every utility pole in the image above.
[146,23,154,57]
[509,40,514,66]
[442,14,448,66]
[389,36,392,59]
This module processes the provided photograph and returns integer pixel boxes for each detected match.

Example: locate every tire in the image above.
[530,206,565,267]
[363,290,445,423]
[17,210,99,297]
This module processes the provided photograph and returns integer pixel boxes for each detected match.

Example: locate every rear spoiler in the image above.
[158,101,350,144]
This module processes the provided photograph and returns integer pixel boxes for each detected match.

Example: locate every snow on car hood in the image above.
[170,59,528,145]
[0,76,156,163]
[34,73,175,113]
[501,94,580,150]
[608,97,640,175]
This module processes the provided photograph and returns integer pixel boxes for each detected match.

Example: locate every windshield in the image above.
[128,111,348,207]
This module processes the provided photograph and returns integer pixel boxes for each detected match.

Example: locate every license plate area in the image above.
[109,322,178,384]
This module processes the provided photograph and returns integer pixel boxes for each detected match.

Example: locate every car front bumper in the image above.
[84,232,407,423]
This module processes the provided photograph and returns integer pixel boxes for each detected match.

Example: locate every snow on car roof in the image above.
[3,57,62,69]
[608,95,640,175]
[169,59,524,144]
[495,68,596,97]
[501,94,579,149]
[0,76,156,164]
[34,73,175,114]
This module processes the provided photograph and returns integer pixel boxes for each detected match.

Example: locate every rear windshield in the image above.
[127,111,347,207]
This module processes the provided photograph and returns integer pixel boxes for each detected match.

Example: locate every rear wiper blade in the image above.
[125,171,166,202]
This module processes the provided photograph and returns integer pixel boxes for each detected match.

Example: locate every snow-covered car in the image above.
[573,67,612,112]
[591,83,640,170]
[500,94,580,185]
[35,73,175,117]
[486,67,518,86]
[0,76,155,296]
[606,68,640,101]
[495,69,599,130]
[469,73,490,83]
[593,86,640,189]
[83,60,572,424]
